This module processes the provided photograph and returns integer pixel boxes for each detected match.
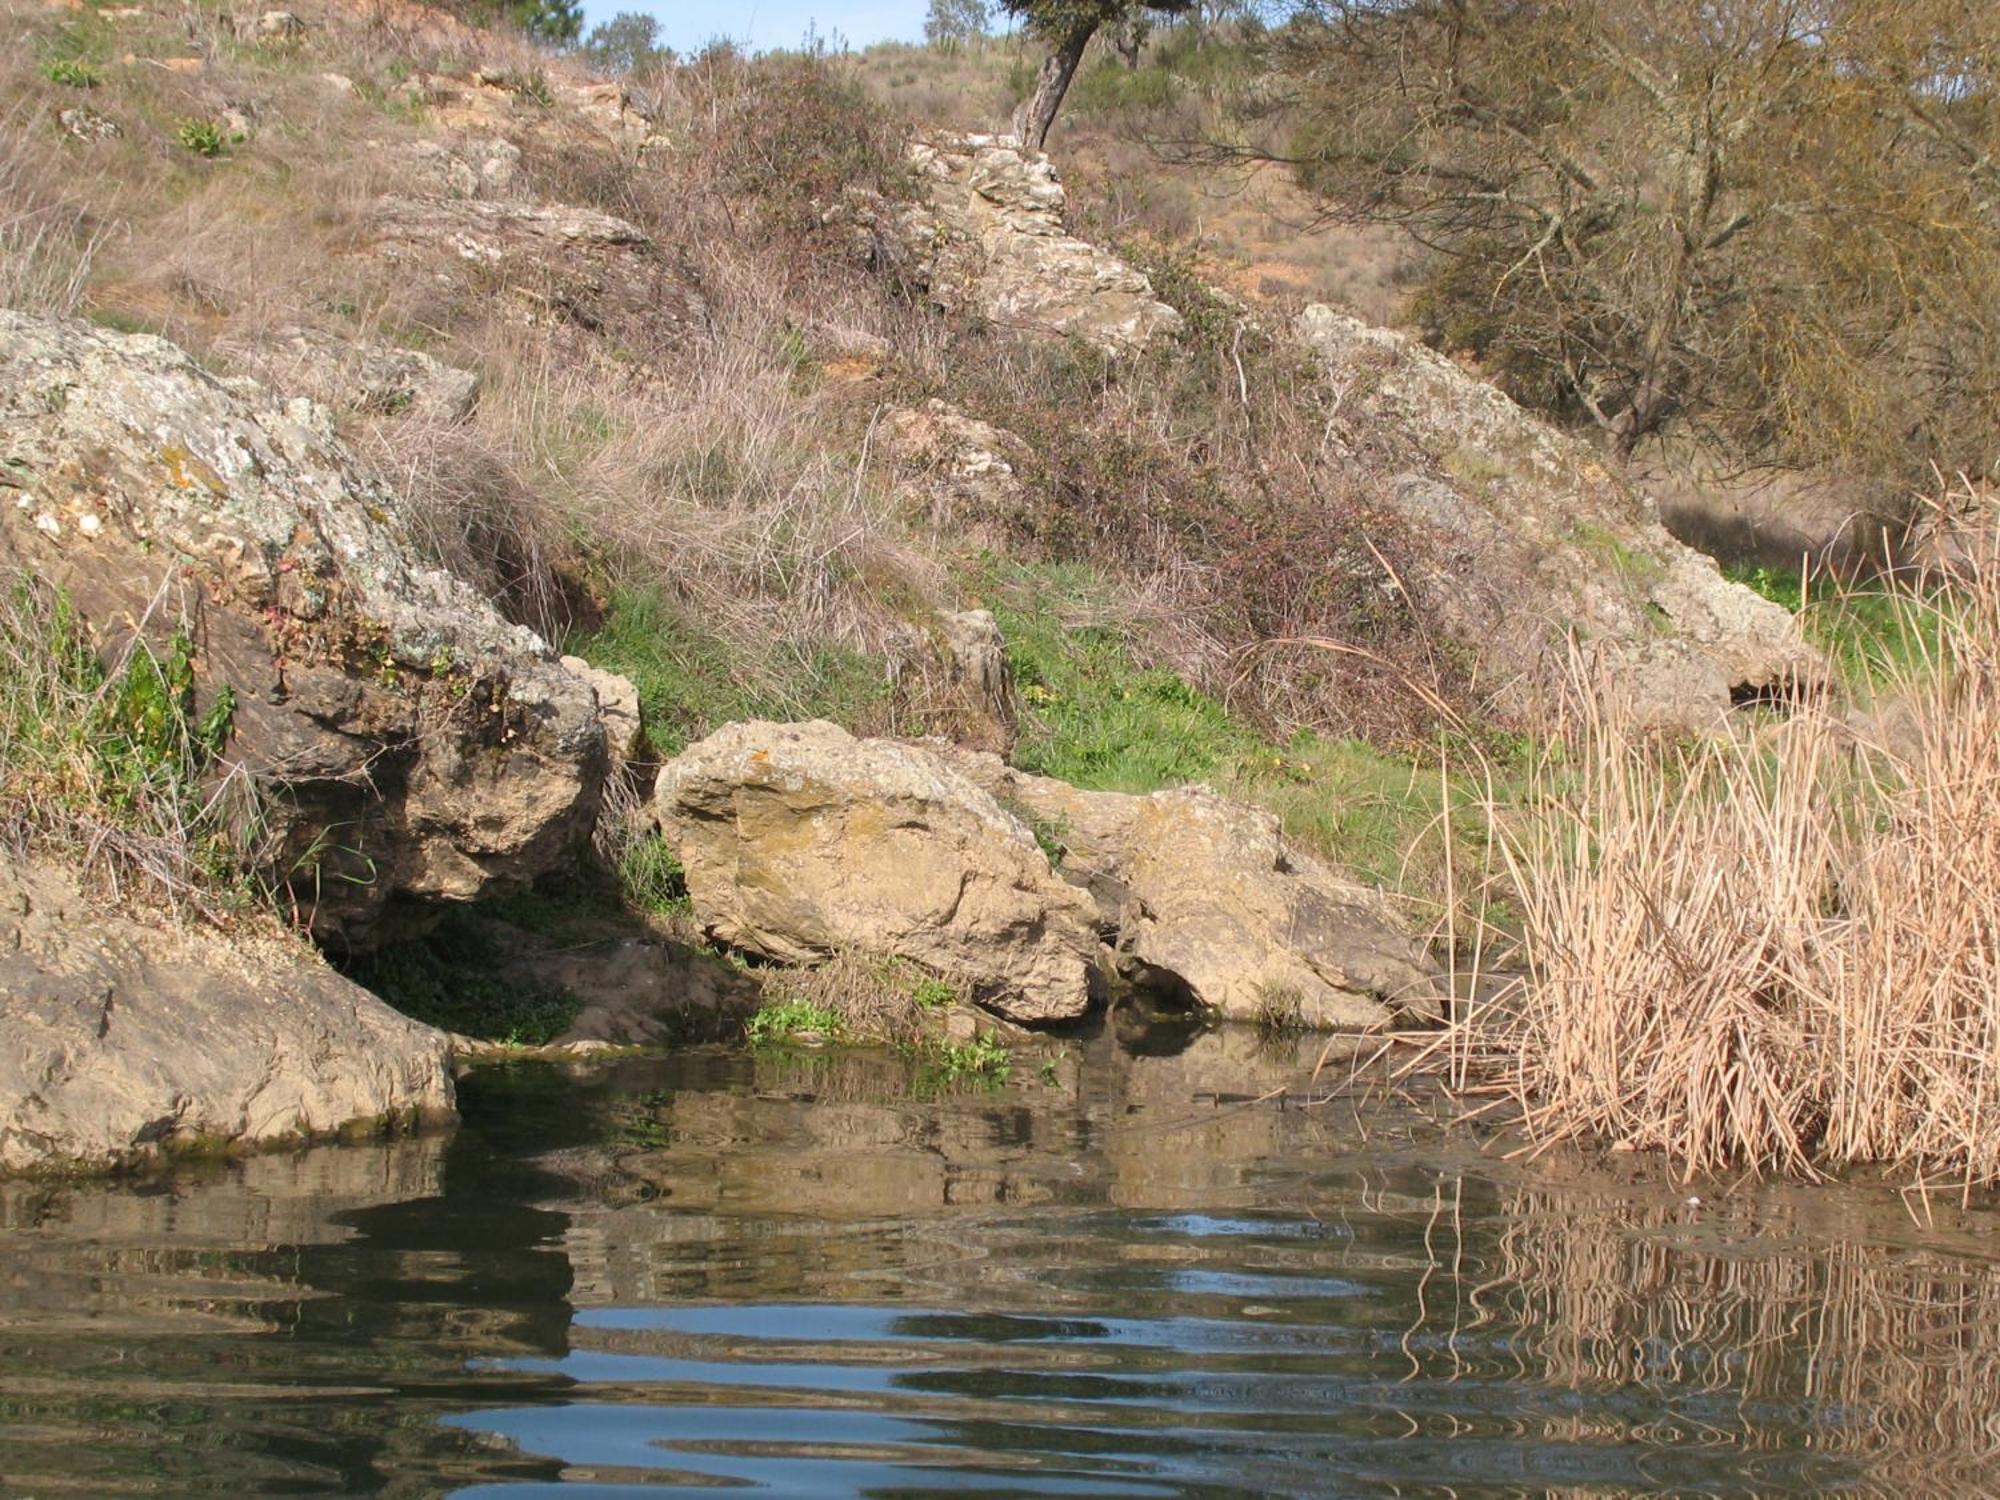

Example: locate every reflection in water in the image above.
[0,1026,1995,1496]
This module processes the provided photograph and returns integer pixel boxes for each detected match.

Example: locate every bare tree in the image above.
[1253,0,1999,483]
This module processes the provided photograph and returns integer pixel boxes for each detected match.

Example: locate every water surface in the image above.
[2,1025,1997,1496]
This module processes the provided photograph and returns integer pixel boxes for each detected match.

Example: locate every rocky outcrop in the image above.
[939,750,1438,1029]
[0,857,454,1174]
[655,720,1101,1024]
[880,398,1035,546]
[0,310,607,944]
[561,655,644,770]
[844,135,1181,355]
[369,195,707,347]
[227,324,480,422]
[1297,306,1819,728]
[652,722,1435,1032]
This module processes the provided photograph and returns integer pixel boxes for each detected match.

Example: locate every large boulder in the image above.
[1119,789,1436,1030]
[938,749,1437,1030]
[654,721,1101,1024]
[0,310,607,944]
[842,135,1181,356]
[1296,305,1820,728]
[0,857,454,1175]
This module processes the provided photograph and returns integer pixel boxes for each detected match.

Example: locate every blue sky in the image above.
[579,1,935,55]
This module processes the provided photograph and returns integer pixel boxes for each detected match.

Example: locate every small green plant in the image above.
[44,58,99,88]
[746,997,846,1045]
[910,1033,1012,1096]
[910,977,957,1010]
[615,831,691,916]
[176,119,226,157]
[343,910,581,1046]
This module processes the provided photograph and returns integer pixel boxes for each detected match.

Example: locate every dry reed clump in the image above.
[1439,477,2000,1187]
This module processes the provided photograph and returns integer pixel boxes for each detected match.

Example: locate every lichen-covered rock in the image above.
[655,720,1101,1024]
[0,310,607,943]
[561,655,643,769]
[370,195,707,347]
[0,857,454,1175]
[937,748,1436,1029]
[842,135,1181,355]
[880,398,1035,545]
[1297,305,1820,728]
[228,325,480,422]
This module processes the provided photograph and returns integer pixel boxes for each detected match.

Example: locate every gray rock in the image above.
[0,857,454,1175]
[655,720,1102,1024]
[370,195,707,345]
[231,325,480,422]
[0,310,608,944]
[1296,305,1821,728]
[841,134,1181,356]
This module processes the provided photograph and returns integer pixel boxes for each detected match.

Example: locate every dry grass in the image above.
[1436,477,2000,1187]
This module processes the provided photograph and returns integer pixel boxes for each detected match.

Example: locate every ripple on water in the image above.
[1,1032,1997,1496]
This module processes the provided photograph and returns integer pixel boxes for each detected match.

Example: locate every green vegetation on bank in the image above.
[342,912,582,1046]
[0,575,250,911]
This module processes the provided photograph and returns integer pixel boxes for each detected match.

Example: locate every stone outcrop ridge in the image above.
[1297,305,1820,727]
[657,720,1102,1024]
[854,134,1182,355]
[0,310,608,943]
[655,722,1439,1031]
[0,857,454,1174]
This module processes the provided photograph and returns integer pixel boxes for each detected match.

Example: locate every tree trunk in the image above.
[1012,21,1098,153]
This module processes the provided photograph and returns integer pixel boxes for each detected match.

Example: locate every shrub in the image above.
[43,58,98,87]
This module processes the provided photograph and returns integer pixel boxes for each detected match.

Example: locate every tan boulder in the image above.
[655,721,1100,1024]
[0,858,454,1175]
[1120,789,1438,1030]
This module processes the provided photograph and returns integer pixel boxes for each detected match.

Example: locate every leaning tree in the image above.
[1004,0,1194,151]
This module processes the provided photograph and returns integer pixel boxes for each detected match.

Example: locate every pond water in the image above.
[2,1024,1997,1497]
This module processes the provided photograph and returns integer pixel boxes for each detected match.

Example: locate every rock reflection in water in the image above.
[0,1024,1996,1496]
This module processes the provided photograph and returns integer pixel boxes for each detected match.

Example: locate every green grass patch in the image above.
[0,573,254,904]
[1726,563,1949,683]
[981,559,1485,896]
[569,585,887,755]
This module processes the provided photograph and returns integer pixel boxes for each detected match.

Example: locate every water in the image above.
[3,1025,1998,1497]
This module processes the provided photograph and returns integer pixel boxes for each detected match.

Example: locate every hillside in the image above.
[13,0,1932,1181]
